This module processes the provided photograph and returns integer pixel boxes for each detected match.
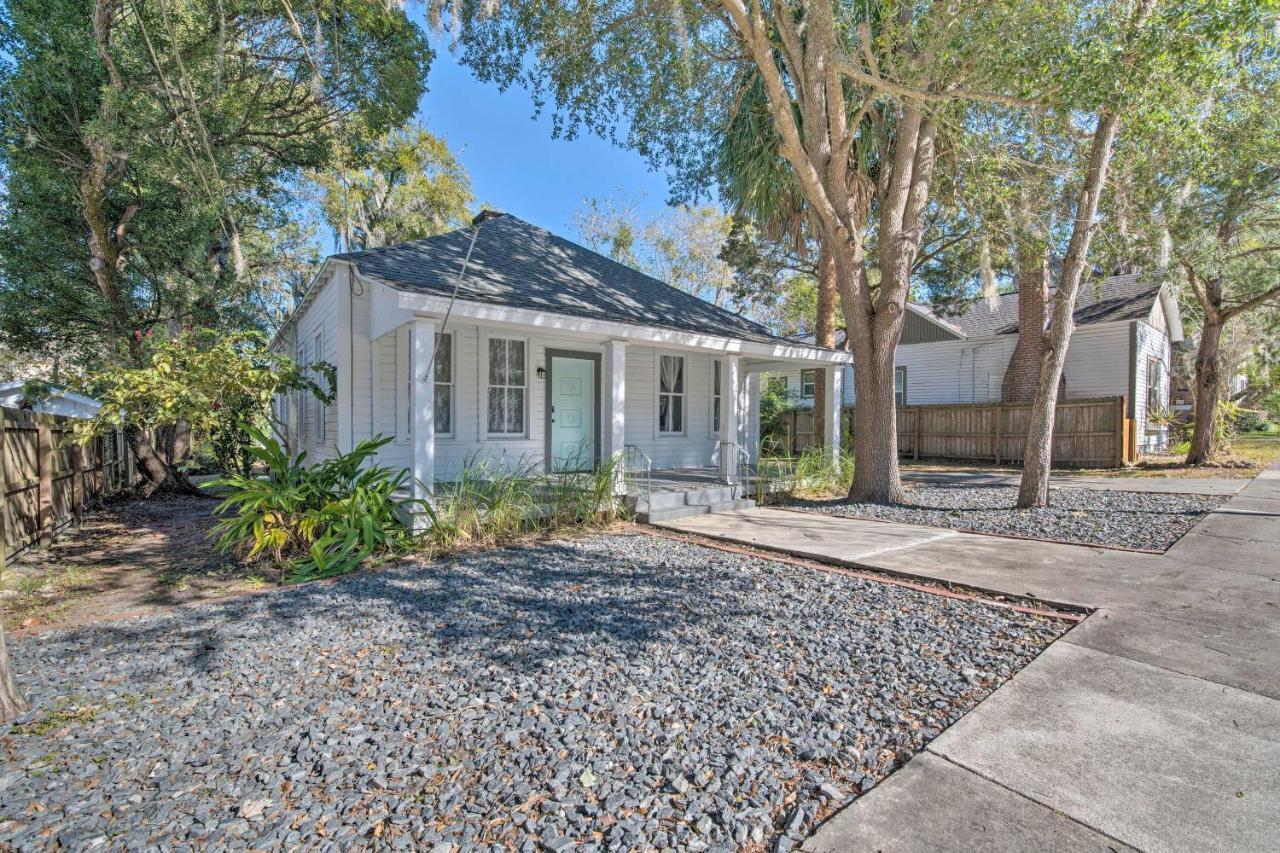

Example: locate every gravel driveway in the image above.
[785,485,1224,551]
[2,534,1067,851]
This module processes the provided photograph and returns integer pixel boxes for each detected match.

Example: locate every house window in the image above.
[435,332,453,436]
[487,337,527,435]
[658,354,685,434]
[894,366,907,406]
[800,369,817,401]
[312,331,325,439]
[711,360,722,435]
[1147,357,1164,413]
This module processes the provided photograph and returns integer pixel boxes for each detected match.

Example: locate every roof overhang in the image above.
[1158,283,1185,344]
[364,272,851,365]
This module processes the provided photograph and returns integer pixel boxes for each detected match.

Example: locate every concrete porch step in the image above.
[633,497,756,524]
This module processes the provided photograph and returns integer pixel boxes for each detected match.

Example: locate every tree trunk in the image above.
[848,316,905,503]
[125,425,205,498]
[1186,312,1223,465]
[1018,112,1121,508]
[0,549,29,722]
[812,243,839,445]
[0,611,25,723]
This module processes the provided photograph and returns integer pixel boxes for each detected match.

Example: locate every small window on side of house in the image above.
[313,331,325,439]
[894,366,907,406]
[435,332,454,437]
[800,369,816,401]
[1147,357,1163,413]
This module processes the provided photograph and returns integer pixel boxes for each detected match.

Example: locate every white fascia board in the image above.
[370,279,411,341]
[375,280,852,365]
[1159,284,1185,344]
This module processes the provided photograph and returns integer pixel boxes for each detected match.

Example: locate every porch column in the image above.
[823,363,843,465]
[410,318,437,514]
[719,355,741,483]
[744,372,761,464]
[603,339,627,493]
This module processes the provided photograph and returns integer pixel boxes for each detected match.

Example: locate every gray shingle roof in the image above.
[333,213,791,346]
[936,273,1161,337]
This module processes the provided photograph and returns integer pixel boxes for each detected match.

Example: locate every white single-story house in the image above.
[271,212,849,518]
[773,273,1184,452]
[0,381,102,419]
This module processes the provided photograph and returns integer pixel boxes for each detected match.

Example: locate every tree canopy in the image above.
[0,0,431,369]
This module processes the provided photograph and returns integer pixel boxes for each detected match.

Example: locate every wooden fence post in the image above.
[0,411,8,560]
[37,417,53,548]
[993,405,1002,466]
[1114,396,1125,467]
[71,440,84,528]
[913,408,922,461]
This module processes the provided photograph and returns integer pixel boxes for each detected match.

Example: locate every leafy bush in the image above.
[210,430,412,583]
[754,444,855,504]
[1233,407,1271,434]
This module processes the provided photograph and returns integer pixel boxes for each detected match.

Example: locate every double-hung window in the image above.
[1146,357,1163,413]
[894,366,907,406]
[658,354,685,434]
[434,332,454,436]
[312,331,325,439]
[800,369,817,401]
[711,360,722,435]
[487,337,527,435]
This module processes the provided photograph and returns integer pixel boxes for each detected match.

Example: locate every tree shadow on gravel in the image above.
[15,536,773,682]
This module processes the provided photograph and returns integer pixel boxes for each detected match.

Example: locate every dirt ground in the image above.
[1,494,262,633]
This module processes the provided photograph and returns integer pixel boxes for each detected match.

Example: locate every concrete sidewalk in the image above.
[659,465,1280,852]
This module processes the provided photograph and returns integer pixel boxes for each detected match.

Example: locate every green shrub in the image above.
[210,430,413,583]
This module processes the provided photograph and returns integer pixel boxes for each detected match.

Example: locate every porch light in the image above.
[536,366,547,380]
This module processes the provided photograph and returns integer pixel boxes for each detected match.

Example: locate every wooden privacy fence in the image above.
[784,395,1135,468]
[1,407,134,562]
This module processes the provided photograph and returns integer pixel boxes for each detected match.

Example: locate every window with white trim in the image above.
[435,332,454,436]
[894,366,907,406]
[800,369,817,401]
[658,354,685,434]
[711,359,722,435]
[1146,357,1163,414]
[312,331,325,439]
[487,337,527,435]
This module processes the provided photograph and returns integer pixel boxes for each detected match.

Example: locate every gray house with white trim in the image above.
[273,212,849,513]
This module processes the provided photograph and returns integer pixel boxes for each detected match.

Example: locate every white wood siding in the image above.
[622,346,722,469]
[291,273,340,461]
[1134,320,1172,451]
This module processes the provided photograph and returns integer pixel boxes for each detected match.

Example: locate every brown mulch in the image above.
[2,493,262,634]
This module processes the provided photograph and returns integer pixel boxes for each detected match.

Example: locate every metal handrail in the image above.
[622,444,652,506]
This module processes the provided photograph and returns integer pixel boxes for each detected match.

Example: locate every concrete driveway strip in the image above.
[803,751,1138,853]
[926,641,1280,853]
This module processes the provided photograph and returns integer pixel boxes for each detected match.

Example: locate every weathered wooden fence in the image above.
[783,395,1134,468]
[1,407,134,562]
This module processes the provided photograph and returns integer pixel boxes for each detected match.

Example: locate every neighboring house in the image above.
[774,273,1184,453]
[0,381,102,419]
[272,212,849,504]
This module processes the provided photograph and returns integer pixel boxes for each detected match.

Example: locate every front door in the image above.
[547,353,598,472]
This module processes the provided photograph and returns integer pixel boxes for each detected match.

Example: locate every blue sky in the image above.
[418,44,675,238]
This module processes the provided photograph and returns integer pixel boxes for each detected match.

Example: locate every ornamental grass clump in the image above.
[755,444,855,504]
[210,429,413,583]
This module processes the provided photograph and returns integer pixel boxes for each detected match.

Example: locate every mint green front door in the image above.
[548,354,597,472]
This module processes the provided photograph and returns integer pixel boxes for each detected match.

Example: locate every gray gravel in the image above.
[787,485,1223,551]
[2,534,1066,851]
